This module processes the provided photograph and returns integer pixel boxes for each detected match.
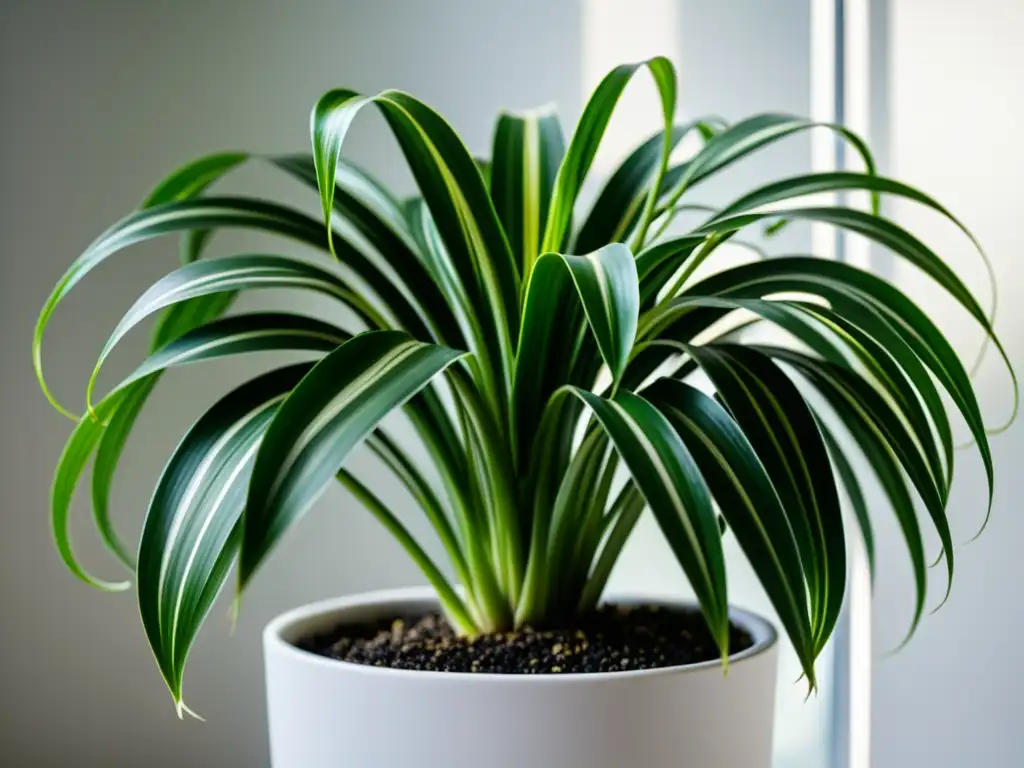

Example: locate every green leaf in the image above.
[334,469,475,633]
[811,378,926,642]
[694,202,1017,440]
[564,387,729,654]
[761,346,951,611]
[90,377,160,570]
[270,154,464,347]
[138,364,310,710]
[84,255,377,410]
[36,196,436,419]
[542,57,677,253]
[513,244,639,466]
[490,108,565,275]
[683,344,845,655]
[635,234,706,308]
[575,122,714,253]
[142,153,249,208]
[92,299,241,573]
[680,256,997,532]
[645,295,950,502]
[655,115,878,229]
[578,483,645,612]
[819,422,875,582]
[645,378,816,682]
[312,89,518,419]
[698,206,989,341]
[791,302,951,498]
[106,313,350,399]
[237,331,467,592]
[89,154,245,575]
[51,388,139,592]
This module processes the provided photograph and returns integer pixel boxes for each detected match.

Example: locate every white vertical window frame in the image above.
[841,5,873,767]
[815,2,874,768]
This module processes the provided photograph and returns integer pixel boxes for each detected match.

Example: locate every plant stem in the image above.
[578,483,645,613]
[337,469,477,634]
[366,431,472,590]
[449,366,523,612]
[660,232,726,301]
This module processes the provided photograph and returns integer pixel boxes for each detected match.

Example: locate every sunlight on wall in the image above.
[582,0,681,175]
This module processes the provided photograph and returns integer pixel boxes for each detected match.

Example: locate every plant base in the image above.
[301,604,754,674]
[264,587,779,768]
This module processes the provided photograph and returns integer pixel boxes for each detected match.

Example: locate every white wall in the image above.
[0,1,827,766]
[873,1,1024,765]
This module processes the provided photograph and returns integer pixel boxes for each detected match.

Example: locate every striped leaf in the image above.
[490,108,565,276]
[654,114,878,225]
[819,423,876,582]
[51,387,139,592]
[645,378,816,681]
[761,346,952,610]
[142,152,249,207]
[575,121,716,253]
[312,89,518,417]
[565,387,730,654]
[237,331,466,591]
[646,295,950,500]
[513,244,639,465]
[542,57,677,253]
[36,59,1013,707]
[678,256,997,529]
[36,197,432,414]
[85,155,244,574]
[84,255,374,409]
[270,154,464,347]
[106,313,350,399]
[138,364,310,711]
[683,344,845,655]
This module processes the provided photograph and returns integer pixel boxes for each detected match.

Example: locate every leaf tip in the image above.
[176,699,205,722]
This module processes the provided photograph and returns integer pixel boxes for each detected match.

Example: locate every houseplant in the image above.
[36,56,1014,766]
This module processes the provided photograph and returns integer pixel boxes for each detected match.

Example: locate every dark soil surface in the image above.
[301,605,754,674]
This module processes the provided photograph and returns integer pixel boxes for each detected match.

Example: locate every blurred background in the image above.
[1,1,1021,766]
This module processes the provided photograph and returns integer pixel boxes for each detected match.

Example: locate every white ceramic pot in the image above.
[264,587,779,768]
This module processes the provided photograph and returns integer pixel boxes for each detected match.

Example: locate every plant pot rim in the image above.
[264,586,778,683]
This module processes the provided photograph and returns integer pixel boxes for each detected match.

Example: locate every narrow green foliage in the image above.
[37,58,1013,711]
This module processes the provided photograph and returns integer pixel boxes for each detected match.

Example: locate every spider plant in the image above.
[37,58,1014,714]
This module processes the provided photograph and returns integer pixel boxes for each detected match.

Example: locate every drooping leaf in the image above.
[542,57,677,253]
[138,364,310,709]
[654,115,878,226]
[84,255,376,409]
[238,331,466,591]
[104,313,350,400]
[819,422,875,582]
[36,196,434,418]
[90,154,245,574]
[312,89,518,417]
[645,377,816,680]
[683,344,845,655]
[643,295,950,500]
[513,244,639,466]
[141,152,249,208]
[574,121,715,253]
[270,154,464,347]
[564,387,730,653]
[51,387,138,592]
[677,256,996,530]
[761,345,951,611]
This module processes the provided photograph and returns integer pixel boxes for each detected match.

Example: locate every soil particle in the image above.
[302,605,754,674]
